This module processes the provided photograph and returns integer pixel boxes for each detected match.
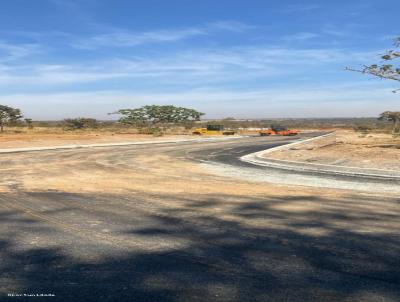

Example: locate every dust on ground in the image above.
[0,129,197,149]
[1,136,399,300]
[266,130,400,171]
[1,146,398,241]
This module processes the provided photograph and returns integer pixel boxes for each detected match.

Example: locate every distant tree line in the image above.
[0,103,398,135]
[0,104,204,133]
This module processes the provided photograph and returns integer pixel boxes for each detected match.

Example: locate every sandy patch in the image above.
[1,145,398,240]
[0,130,196,149]
[265,130,400,170]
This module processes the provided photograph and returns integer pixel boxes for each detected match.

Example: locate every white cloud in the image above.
[206,21,255,33]
[381,35,400,42]
[2,85,398,120]
[0,41,41,62]
[0,46,381,88]
[0,31,392,120]
[283,32,319,42]
[75,28,207,49]
[73,21,252,49]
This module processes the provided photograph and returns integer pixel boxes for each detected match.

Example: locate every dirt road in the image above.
[0,134,399,301]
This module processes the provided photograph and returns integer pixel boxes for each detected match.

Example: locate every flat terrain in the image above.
[0,134,399,301]
[0,129,194,149]
[267,130,400,170]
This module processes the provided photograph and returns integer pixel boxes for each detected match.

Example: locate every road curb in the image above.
[241,132,400,181]
[0,136,243,154]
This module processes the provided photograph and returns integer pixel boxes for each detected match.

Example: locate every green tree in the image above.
[347,37,400,91]
[111,105,204,127]
[0,105,23,132]
[379,111,400,134]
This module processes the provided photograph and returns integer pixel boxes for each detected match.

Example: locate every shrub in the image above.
[63,118,98,130]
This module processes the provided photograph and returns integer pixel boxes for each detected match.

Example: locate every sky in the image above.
[0,0,399,120]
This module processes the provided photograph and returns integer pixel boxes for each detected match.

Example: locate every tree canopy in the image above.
[379,111,400,134]
[347,37,400,91]
[112,105,204,126]
[0,105,23,132]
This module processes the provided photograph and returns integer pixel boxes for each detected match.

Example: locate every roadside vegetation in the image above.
[0,105,397,136]
[2,112,395,139]
[0,104,398,173]
[62,118,99,130]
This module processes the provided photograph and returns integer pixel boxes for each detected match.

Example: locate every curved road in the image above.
[0,134,399,302]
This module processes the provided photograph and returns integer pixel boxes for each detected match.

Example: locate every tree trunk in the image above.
[393,117,400,134]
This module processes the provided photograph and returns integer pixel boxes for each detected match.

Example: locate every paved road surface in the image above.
[0,134,399,301]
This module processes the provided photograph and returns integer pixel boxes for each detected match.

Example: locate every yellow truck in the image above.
[192,124,235,135]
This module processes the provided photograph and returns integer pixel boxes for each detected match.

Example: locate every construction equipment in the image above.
[259,125,299,136]
[193,124,235,135]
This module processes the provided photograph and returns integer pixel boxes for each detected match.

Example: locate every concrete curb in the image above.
[258,132,335,155]
[0,135,243,154]
[241,132,400,181]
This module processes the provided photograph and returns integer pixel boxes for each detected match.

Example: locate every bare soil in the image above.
[0,128,196,149]
[266,130,400,171]
[0,135,399,300]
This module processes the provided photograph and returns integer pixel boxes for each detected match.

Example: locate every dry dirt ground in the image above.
[0,136,399,301]
[266,130,400,171]
[0,129,196,149]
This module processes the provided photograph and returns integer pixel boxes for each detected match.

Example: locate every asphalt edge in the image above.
[241,132,400,181]
[0,135,244,154]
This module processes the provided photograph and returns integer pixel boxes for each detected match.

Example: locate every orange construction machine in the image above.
[259,125,299,136]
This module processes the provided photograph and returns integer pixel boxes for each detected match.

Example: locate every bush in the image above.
[63,118,98,130]
[137,127,164,136]
[353,125,372,133]
[24,118,34,129]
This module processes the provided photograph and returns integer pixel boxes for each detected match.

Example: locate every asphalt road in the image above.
[0,134,399,302]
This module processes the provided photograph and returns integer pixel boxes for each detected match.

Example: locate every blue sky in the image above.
[0,0,398,119]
